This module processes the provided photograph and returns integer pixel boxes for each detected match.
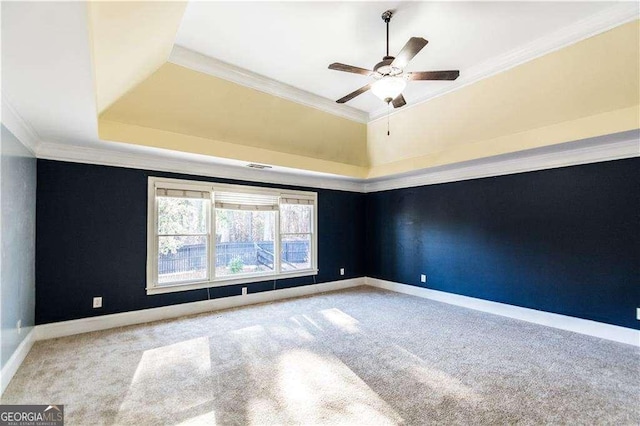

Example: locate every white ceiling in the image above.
[1,1,98,146]
[175,1,618,115]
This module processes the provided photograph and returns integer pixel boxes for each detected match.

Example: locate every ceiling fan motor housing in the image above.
[374,57,403,79]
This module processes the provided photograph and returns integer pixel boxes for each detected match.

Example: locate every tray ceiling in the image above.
[175,1,616,115]
[1,1,637,181]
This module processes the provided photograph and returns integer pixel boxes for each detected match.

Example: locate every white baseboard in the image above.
[1,328,36,396]
[34,278,364,341]
[365,277,640,347]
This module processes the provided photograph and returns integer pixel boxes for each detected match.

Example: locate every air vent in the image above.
[247,163,272,170]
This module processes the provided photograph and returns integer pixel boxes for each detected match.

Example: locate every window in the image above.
[280,201,313,272]
[147,177,317,294]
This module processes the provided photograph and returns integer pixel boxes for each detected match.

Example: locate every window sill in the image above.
[146,269,319,295]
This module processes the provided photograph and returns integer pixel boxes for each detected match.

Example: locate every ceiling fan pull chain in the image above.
[387,103,390,136]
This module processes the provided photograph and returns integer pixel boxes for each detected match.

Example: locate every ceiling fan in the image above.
[329,10,460,108]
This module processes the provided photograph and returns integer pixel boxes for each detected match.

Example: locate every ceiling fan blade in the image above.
[328,63,373,76]
[391,37,428,69]
[392,94,406,108]
[406,70,460,81]
[336,84,372,104]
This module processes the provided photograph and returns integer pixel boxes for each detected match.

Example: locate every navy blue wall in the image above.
[366,158,640,329]
[36,160,365,324]
[37,158,639,329]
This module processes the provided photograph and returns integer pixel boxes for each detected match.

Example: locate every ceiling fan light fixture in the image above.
[371,76,406,103]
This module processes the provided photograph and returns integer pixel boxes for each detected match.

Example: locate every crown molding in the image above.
[36,141,366,193]
[168,45,369,124]
[369,3,640,121]
[36,130,638,195]
[1,94,41,155]
[363,130,640,193]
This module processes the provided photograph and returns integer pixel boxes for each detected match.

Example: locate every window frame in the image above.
[146,177,318,295]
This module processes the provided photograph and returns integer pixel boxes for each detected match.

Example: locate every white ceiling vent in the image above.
[247,163,273,170]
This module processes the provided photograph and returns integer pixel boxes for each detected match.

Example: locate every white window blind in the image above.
[214,192,279,211]
[156,188,210,199]
[280,196,315,205]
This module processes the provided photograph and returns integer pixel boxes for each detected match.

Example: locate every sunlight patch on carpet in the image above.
[394,344,482,403]
[268,348,403,424]
[116,337,212,422]
[176,410,217,425]
[320,308,361,333]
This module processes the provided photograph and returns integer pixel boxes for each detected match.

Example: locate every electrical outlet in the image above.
[17,319,22,335]
[340,268,345,276]
[93,297,102,308]
[242,287,248,296]
[420,274,427,283]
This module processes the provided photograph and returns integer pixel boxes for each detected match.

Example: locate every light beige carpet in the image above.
[2,286,639,425]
